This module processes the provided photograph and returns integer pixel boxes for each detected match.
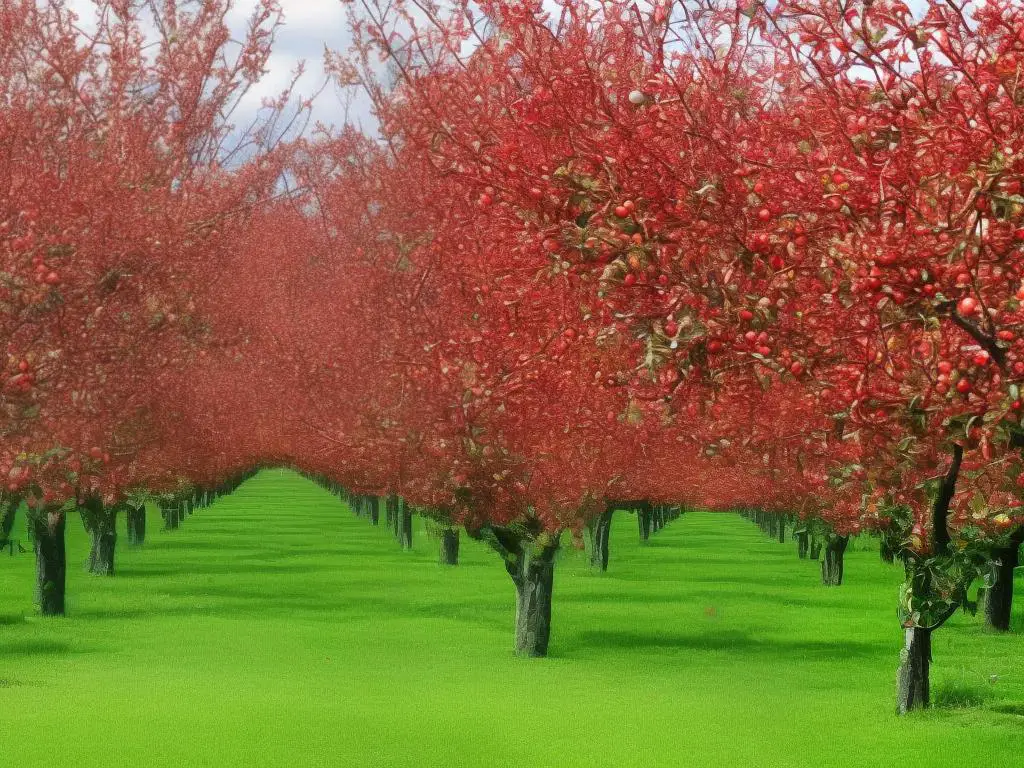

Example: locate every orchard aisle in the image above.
[0,470,1020,768]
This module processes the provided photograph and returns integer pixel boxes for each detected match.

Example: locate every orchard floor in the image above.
[1,470,1022,767]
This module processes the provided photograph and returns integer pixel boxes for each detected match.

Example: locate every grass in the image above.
[1,468,1022,767]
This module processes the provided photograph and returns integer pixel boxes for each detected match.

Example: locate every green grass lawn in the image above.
[1,469,1022,767]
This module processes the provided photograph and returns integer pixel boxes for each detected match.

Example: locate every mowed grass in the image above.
[1,469,1022,767]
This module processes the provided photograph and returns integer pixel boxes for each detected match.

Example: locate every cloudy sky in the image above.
[62,0,941,141]
[64,0,365,133]
[224,1,360,131]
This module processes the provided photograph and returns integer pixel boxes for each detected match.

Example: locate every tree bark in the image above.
[636,502,651,542]
[33,508,66,616]
[439,528,459,565]
[777,516,786,544]
[589,506,613,571]
[369,496,380,526]
[511,536,560,657]
[984,529,1023,632]
[1,495,19,542]
[81,498,117,575]
[896,626,931,714]
[894,446,962,714]
[162,500,179,530]
[809,535,822,560]
[398,500,413,550]
[480,527,561,657]
[821,535,848,586]
[126,505,146,546]
[90,524,116,575]
[387,496,400,540]
[796,530,809,559]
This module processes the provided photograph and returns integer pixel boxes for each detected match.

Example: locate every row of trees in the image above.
[3,0,1023,715]
[303,0,1024,713]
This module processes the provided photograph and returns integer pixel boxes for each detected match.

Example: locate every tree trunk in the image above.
[511,536,560,657]
[81,499,117,576]
[479,527,562,657]
[777,517,786,544]
[439,528,459,565]
[398,500,413,549]
[89,524,116,575]
[386,496,400,540]
[821,535,848,586]
[589,506,613,571]
[893,445,963,715]
[809,535,822,560]
[162,500,179,530]
[126,505,146,546]
[637,502,651,542]
[1,495,19,542]
[796,530,809,559]
[369,496,380,526]
[896,626,931,714]
[33,509,66,616]
[984,531,1023,632]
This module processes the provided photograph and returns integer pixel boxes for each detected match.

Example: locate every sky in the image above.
[59,0,943,141]
[223,1,359,131]
[64,0,365,133]
[245,0,937,134]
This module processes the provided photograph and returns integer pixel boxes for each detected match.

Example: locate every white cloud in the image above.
[228,0,361,130]
[61,0,368,134]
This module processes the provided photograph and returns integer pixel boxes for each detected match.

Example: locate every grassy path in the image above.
[1,469,1021,767]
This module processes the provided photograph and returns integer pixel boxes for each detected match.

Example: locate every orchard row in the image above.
[3,0,1024,715]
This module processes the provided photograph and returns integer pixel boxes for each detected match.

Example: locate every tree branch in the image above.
[933,443,963,558]
[940,303,1006,369]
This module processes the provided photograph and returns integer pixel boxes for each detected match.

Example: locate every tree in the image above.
[984,526,1024,631]
[2,0,304,612]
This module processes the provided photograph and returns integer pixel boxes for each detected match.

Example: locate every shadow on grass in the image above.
[991,702,1024,717]
[932,680,990,709]
[609,551,748,565]
[72,586,511,634]
[559,588,852,612]
[568,628,882,659]
[0,639,77,657]
[115,559,354,580]
[586,573,778,589]
[136,540,268,553]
